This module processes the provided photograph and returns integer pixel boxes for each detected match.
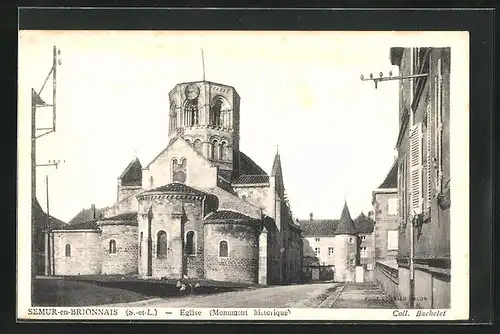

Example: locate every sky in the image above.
[19,31,402,223]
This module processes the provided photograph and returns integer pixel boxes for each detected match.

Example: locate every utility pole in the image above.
[360,51,429,309]
[31,46,62,303]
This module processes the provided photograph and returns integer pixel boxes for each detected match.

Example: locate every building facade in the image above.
[48,80,303,285]
[372,161,399,262]
[300,203,375,282]
[390,47,451,308]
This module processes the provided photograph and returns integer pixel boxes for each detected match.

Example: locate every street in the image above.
[104,282,399,308]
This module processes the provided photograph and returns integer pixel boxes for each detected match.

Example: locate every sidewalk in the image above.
[324,282,399,308]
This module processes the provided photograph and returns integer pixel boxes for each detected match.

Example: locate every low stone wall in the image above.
[374,261,399,300]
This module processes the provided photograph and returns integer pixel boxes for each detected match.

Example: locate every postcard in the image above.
[17,30,469,321]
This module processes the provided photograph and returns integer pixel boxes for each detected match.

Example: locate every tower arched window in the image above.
[221,141,229,160]
[109,239,117,254]
[212,140,220,160]
[172,158,187,183]
[186,231,196,255]
[65,244,71,257]
[157,230,168,258]
[184,99,199,126]
[193,139,202,153]
[219,240,229,258]
[210,96,231,128]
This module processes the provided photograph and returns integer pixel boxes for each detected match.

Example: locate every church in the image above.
[47,80,303,285]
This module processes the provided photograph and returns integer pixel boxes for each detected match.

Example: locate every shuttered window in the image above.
[409,123,424,215]
[435,58,443,193]
[426,102,433,212]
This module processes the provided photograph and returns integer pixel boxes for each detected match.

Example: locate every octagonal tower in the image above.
[168,81,241,178]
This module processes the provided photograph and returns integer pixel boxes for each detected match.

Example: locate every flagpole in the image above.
[201,49,206,81]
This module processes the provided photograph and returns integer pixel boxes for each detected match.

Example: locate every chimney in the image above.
[91,204,96,219]
[368,210,374,219]
[309,212,313,222]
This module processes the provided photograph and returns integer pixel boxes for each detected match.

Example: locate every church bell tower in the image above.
[168,81,241,177]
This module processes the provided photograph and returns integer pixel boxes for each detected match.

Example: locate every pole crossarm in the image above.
[360,72,429,89]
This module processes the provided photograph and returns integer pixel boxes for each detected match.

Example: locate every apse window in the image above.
[219,240,229,258]
[186,231,196,255]
[157,230,168,258]
[65,244,71,257]
[109,239,117,254]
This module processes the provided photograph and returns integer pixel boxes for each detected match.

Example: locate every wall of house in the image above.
[333,234,357,282]
[52,231,102,275]
[373,191,399,260]
[303,236,336,266]
[100,223,138,275]
[142,139,218,191]
[204,222,259,284]
[359,233,375,281]
[395,48,451,309]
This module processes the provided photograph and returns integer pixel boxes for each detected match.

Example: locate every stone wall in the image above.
[233,183,275,218]
[52,231,102,275]
[142,139,218,191]
[137,194,204,279]
[105,191,140,218]
[204,222,259,284]
[397,265,450,308]
[100,223,138,275]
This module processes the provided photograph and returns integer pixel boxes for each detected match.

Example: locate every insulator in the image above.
[369,73,373,79]
[360,74,364,80]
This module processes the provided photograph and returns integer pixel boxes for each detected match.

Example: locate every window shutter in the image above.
[409,123,424,215]
[435,58,443,193]
[426,103,433,211]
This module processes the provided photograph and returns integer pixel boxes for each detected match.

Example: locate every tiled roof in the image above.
[232,175,270,185]
[379,160,398,188]
[68,206,106,225]
[144,182,206,196]
[298,219,339,237]
[101,212,138,221]
[33,198,67,230]
[239,152,267,176]
[119,158,142,186]
[60,219,100,230]
[205,210,256,221]
[334,202,357,235]
[354,212,375,234]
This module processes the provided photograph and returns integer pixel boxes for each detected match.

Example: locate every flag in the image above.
[32,89,46,106]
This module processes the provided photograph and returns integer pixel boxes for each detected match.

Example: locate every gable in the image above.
[142,137,218,190]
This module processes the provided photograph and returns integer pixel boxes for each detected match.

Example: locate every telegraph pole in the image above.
[360,55,429,308]
[31,46,62,303]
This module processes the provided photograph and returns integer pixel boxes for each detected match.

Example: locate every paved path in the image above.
[328,282,398,308]
[104,283,340,308]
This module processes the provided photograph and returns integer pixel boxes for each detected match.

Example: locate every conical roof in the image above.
[271,149,282,177]
[334,201,357,235]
